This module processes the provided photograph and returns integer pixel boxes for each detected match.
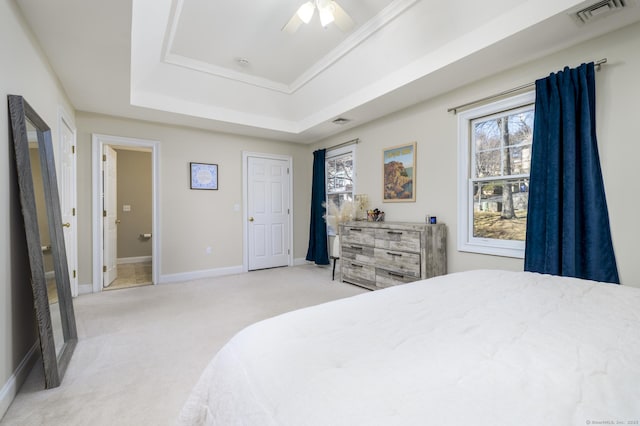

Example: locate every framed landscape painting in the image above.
[383,142,416,202]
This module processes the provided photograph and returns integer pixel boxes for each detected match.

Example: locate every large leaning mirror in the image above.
[8,95,77,388]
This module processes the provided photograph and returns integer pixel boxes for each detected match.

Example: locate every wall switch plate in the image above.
[123,204,131,212]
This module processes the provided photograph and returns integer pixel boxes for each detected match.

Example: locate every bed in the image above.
[178,270,640,425]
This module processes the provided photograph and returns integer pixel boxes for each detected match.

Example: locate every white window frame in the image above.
[457,91,535,258]
[325,144,357,236]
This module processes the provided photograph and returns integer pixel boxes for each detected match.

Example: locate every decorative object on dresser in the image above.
[354,194,369,220]
[339,221,446,290]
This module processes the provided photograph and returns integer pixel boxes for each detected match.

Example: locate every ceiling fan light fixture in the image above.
[282,0,353,33]
[318,3,335,27]
[297,2,315,24]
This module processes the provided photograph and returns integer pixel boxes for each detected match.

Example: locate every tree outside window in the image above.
[326,151,354,235]
[457,91,535,258]
[471,106,534,241]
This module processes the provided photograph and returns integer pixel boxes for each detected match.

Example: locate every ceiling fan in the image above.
[282,0,355,33]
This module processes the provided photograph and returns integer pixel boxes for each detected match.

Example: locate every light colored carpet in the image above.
[1,264,365,426]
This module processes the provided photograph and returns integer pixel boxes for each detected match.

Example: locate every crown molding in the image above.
[162,0,419,95]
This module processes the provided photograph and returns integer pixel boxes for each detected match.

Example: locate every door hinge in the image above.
[288,249,290,255]
[287,167,290,174]
[103,210,107,217]
[73,270,77,278]
[103,265,107,272]
[72,145,76,154]
[288,208,290,214]
[72,207,76,216]
[102,154,107,161]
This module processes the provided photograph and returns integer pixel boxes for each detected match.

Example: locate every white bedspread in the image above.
[178,270,640,425]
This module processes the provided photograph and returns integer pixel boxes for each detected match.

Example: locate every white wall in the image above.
[0,0,76,417]
[313,21,640,287]
[75,113,312,284]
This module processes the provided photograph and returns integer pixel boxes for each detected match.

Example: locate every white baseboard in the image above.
[117,256,152,265]
[0,342,38,419]
[159,265,243,284]
[89,260,313,288]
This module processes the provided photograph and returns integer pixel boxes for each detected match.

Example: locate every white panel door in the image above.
[59,115,78,296]
[248,157,290,270]
[103,145,118,287]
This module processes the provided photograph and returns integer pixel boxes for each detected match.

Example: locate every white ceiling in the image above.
[15,0,640,143]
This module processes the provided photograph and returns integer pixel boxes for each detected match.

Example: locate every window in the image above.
[325,145,356,235]
[457,92,535,258]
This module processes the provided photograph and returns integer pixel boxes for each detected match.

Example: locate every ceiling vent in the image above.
[332,117,351,125]
[575,0,626,23]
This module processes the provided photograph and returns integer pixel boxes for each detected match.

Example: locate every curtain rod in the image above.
[447,58,607,114]
[327,137,360,151]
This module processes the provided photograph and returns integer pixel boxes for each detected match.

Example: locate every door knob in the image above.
[62,222,71,228]
[249,217,254,222]
[115,219,121,224]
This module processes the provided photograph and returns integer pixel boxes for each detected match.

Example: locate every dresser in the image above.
[339,221,446,290]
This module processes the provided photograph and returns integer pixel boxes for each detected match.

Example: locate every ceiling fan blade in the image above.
[282,13,303,33]
[331,1,355,32]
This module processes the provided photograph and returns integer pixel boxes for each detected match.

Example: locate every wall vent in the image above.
[575,0,626,23]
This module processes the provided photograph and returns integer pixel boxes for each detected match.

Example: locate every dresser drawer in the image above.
[342,261,376,289]
[341,225,375,246]
[376,268,417,288]
[374,248,420,277]
[374,229,421,253]
[342,244,375,264]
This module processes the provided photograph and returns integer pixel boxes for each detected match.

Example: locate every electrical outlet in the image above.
[122,204,131,212]
[205,246,212,255]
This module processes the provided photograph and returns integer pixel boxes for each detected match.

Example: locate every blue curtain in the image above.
[306,149,329,265]
[524,62,619,284]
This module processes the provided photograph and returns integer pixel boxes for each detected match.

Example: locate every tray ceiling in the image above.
[15,0,640,143]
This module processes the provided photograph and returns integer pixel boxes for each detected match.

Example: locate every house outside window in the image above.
[326,144,356,235]
[457,92,535,258]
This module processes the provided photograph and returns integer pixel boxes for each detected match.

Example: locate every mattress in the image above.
[178,270,640,425]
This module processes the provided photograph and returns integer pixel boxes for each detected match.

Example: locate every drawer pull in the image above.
[349,228,362,232]
[386,252,402,257]
[388,271,405,278]
[350,246,363,250]
[387,231,403,235]
[350,263,363,268]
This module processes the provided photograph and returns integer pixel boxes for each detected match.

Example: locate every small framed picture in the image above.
[190,162,218,190]
[383,142,416,202]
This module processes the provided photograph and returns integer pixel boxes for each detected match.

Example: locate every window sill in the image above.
[457,241,525,259]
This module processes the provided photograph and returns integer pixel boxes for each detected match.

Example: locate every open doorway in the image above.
[92,134,160,293]
[104,146,153,290]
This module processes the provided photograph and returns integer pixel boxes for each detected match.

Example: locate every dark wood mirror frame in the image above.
[8,95,77,388]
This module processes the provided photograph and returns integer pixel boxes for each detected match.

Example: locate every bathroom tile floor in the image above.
[104,262,152,291]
